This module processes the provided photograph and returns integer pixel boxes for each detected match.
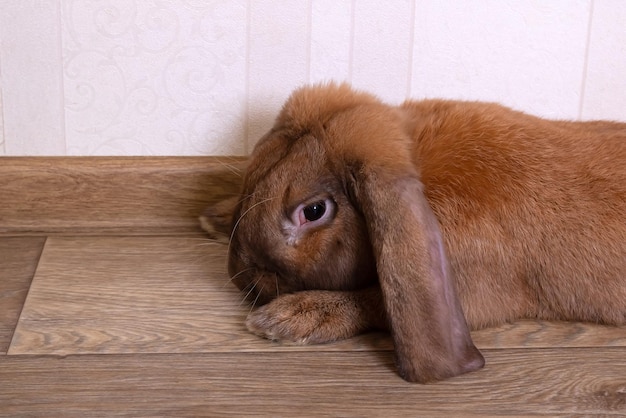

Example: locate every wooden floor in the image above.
[1,158,625,416]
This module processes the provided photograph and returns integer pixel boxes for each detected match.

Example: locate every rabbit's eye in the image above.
[303,201,326,222]
[291,197,335,228]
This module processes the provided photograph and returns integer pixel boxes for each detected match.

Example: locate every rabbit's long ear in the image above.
[350,167,485,383]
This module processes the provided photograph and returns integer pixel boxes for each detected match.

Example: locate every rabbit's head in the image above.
[227,85,382,305]
[226,83,484,382]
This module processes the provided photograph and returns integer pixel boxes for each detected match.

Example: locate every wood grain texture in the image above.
[11,236,626,357]
[0,236,45,353]
[1,349,625,416]
[0,157,246,235]
[472,319,626,349]
[9,236,389,355]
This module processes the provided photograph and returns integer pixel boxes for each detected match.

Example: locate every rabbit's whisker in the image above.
[216,159,244,178]
[240,278,261,306]
[249,285,264,314]
[235,193,256,207]
[224,267,254,288]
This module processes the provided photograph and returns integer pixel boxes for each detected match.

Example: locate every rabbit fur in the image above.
[202,83,626,383]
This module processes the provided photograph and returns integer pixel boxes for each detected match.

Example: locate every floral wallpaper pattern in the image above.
[1,0,625,156]
[62,0,248,155]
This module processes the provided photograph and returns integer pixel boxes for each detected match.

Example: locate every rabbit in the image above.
[201,82,626,383]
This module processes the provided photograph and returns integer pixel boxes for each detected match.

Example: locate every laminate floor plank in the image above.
[10,236,626,356]
[10,236,255,355]
[0,236,46,353]
[9,236,389,355]
[1,349,625,417]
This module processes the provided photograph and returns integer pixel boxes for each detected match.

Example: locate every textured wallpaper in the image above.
[1,0,625,156]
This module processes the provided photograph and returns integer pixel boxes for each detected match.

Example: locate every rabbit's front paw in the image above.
[245,290,363,345]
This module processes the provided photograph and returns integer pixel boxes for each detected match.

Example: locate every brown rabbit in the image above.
[202,83,626,383]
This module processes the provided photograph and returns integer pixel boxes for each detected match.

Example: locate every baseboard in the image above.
[0,157,247,235]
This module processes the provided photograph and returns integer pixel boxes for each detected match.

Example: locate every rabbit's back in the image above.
[404,100,626,329]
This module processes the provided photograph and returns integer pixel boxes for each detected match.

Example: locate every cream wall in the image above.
[0,0,625,156]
